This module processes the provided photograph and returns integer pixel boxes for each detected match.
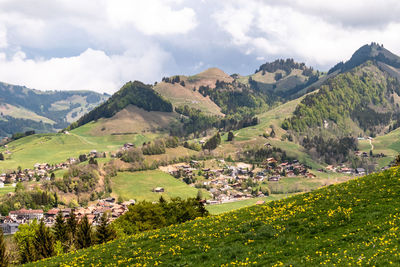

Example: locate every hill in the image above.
[0,81,108,137]
[68,81,173,131]
[32,166,400,266]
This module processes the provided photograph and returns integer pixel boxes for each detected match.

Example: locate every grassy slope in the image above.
[0,123,155,171]
[111,170,199,202]
[33,167,400,266]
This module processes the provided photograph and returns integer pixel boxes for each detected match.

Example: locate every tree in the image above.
[95,213,116,244]
[76,215,93,249]
[196,189,203,201]
[14,220,39,263]
[50,172,55,181]
[270,128,276,138]
[34,220,55,260]
[227,131,234,142]
[0,153,4,161]
[203,132,221,151]
[54,212,68,247]
[0,228,9,267]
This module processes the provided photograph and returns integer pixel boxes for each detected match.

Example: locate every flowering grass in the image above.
[28,167,400,266]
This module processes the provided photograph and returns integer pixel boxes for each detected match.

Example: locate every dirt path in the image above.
[369,139,374,151]
[69,133,96,146]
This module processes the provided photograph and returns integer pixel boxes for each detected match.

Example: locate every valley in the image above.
[1,42,400,266]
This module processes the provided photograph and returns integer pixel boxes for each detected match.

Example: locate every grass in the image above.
[111,170,200,202]
[206,194,287,215]
[0,184,14,196]
[32,166,400,266]
[0,123,156,171]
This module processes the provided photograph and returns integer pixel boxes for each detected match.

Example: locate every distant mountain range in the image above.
[0,82,109,137]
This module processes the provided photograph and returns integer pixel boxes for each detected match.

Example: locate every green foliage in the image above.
[227,131,234,141]
[54,165,99,195]
[120,148,144,163]
[183,141,202,151]
[0,153,3,161]
[283,63,398,134]
[113,197,208,236]
[54,212,68,251]
[34,220,55,260]
[203,132,221,151]
[69,81,173,130]
[76,216,93,249]
[95,213,116,244]
[14,220,40,263]
[0,228,9,267]
[142,139,166,155]
[302,136,358,164]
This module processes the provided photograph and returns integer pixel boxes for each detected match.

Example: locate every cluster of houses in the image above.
[164,158,315,205]
[325,165,367,176]
[0,197,135,235]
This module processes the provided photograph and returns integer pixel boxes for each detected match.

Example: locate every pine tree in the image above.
[66,211,77,237]
[54,212,68,245]
[0,153,4,161]
[95,213,116,244]
[0,228,9,267]
[227,131,234,141]
[34,220,54,260]
[76,215,93,249]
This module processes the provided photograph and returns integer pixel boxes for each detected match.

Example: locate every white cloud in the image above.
[214,0,400,69]
[107,0,197,35]
[0,47,170,94]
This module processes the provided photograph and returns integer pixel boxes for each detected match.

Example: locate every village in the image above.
[0,141,381,236]
[0,197,135,235]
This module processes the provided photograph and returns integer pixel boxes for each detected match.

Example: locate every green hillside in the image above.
[31,166,400,266]
[0,82,108,137]
[68,81,173,130]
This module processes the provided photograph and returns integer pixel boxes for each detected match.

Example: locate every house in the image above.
[153,187,165,193]
[268,176,280,182]
[306,173,316,178]
[0,181,4,188]
[9,209,44,221]
[256,200,265,205]
[356,168,366,175]
[1,223,19,234]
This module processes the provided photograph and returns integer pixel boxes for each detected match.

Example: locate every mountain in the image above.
[32,166,400,266]
[329,42,400,74]
[283,43,400,138]
[0,82,108,137]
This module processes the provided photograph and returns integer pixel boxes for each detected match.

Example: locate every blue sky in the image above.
[0,0,400,93]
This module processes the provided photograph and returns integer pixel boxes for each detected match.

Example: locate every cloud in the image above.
[0,0,400,93]
[214,0,400,68]
[0,47,171,94]
[107,0,197,35]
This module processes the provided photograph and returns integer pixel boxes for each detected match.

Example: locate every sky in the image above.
[0,0,400,94]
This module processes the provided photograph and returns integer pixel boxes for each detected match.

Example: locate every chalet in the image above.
[268,176,280,182]
[9,209,44,221]
[340,168,354,174]
[306,173,316,178]
[1,223,19,234]
[256,200,265,205]
[123,143,134,150]
[356,168,366,176]
[287,171,296,177]
[153,187,165,193]
[0,181,3,188]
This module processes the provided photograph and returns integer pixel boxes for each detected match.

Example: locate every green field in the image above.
[206,194,287,215]
[0,123,156,171]
[0,184,14,196]
[111,170,200,202]
[33,167,400,266]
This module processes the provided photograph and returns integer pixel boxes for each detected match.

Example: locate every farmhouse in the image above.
[9,209,44,221]
[153,187,165,193]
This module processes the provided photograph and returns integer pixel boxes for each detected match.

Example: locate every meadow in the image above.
[30,166,400,266]
[111,170,200,202]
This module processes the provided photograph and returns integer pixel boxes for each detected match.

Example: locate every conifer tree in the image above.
[0,153,4,161]
[66,211,77,237]
[34,220,55,259]
[227,131,234,141]
[0,228,9,267]
[76,215,93,249]
[95,213,116,244]
[54,212,68,245]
